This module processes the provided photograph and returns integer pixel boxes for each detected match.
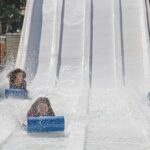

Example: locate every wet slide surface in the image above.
[1,0,150,150]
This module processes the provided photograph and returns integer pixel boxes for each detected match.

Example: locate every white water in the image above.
[1,0,150,150]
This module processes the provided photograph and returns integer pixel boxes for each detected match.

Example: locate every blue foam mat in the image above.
[5,89,28,98]
[27,116,65,132]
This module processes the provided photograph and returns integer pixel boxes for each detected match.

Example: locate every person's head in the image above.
[8,68,26,84]
[36,97,50,116]
[29,97,53,116]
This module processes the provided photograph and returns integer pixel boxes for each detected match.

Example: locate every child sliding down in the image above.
[27,97,55,117]
[7,68,27,90]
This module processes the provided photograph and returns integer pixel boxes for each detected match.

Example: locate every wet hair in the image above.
[7,68,26,84]
[27,97,55,117]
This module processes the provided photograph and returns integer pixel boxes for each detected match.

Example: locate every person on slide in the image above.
[7,68,27,90]
[27,97,55,117]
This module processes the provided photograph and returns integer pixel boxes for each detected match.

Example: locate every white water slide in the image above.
[1,0,150,149]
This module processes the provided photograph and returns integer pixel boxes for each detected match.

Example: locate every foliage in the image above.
[0,0,26,34]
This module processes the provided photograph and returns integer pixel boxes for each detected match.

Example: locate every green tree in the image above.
[0,0,26,34]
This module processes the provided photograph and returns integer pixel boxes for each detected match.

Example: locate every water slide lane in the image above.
[122,0,149,86]
[16,0,43,81]
[91,0,115,89]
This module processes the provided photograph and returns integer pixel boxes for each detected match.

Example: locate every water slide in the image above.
[1,0,150,149]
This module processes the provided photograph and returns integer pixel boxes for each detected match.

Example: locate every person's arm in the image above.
[52,110,55,116]
[23,80,27,90]
[50,108,55,116]
[9,82,15,89]
[27,111,34,117]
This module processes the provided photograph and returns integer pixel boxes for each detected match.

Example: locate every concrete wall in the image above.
[6,33,20,65]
